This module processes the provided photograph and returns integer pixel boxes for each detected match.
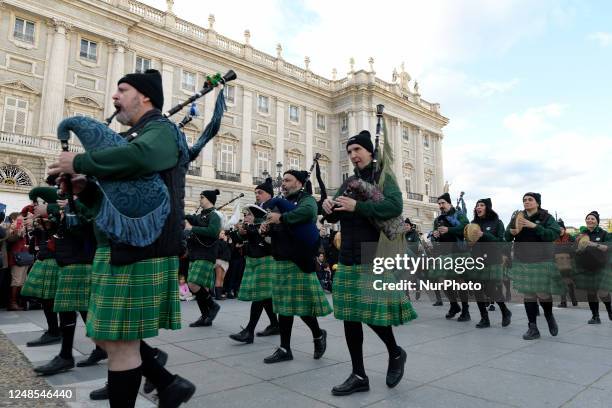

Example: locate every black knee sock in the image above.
[497,301,509,314]
[367,324,401,358]
[58,311,77,359]
[524,301,538,324]
[140,341,173,392]
[461,301,470,311]
[568,284,577,303]
[300,316,322,338]
[108,366,142,408]
[263,298,278,326]
[43,301,59,336]
[278,315,294,351]
[246,301,265,333]
[205,289,216,308]
[344,321,366,378]
[194,289,209,316]
[477,301,488,318]
[604,300,612,314]
[540,300,553,318]
[588,301,600,317]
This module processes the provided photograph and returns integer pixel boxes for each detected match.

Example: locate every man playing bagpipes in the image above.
[185,189,223,328]
[322,130,417,396]
[228,178,280,344]
[21,188,62,347]
[429,192,470,321]
[29,186,109,376]
[259,170,332,364]
[49,69,195,407]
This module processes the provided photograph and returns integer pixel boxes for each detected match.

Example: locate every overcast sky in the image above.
[142,0,611,228]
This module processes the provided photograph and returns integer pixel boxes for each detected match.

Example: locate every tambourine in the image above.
[463,223,482,245]
[510,210,525,233]
[576,234,591,252]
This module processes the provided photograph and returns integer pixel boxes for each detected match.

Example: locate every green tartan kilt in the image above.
[54,263,92,312]
[238,256,275,302]
[509,261,566,295]
[21,258,60,300]
[573,266,612,292]
[333,263,418,326]
[187,259,216,288]
[427,253,469,280]
[466,263,505,283]
[271,260,332,317]
[86,247,181,341]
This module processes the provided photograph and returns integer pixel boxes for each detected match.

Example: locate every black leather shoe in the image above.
[386,347,407,388]
[202,302,221,326]
[522,322,540,340]
[229,328,254,344]
[501,309,512,327]
[263,348,293,364]
[226,291,236,299]
[331,373,370,396]
[588,315,601,325]
[157,375,196,408]
[143,348,169,393]
[457,311,471,322]
[189,315,208,327]
[488,304,496,311]
[256,324,280,337]
[26,331,61,347]
[557,301,567,308]
[313,329,327,359]
[77,347,107,367]
[34,355,74,375]
[445,304,461,319]
[89,383,108,400]
[475,317,490,328]
[544,313,558,336]
[432,300,443,306]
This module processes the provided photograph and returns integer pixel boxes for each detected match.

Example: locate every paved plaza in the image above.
[2,296,612,407]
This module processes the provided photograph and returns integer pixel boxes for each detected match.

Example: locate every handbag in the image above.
[14,251,35,267]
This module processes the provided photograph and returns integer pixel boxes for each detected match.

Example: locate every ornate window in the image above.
[289,105,299,123]
[2,97,28,134]
[402,127,409,142]
[80,39,97,62]
[135,56,151,73]
[218,142,235,173]
[316,113,326,131]
[181,70,196,92]
[257,95,269,114]
[0,164,33,186]
[341,115,348,133]
[288,156,300,170]
[13,18,35,44]
[225,84,235,104]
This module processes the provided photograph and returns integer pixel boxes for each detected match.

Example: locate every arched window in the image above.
[0,164,33,186]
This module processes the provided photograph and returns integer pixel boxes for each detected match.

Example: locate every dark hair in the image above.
[472,206,499,222]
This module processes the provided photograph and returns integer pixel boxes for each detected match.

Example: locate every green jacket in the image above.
[191,208,222,240]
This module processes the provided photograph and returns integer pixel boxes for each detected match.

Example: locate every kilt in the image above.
[86,247,181,341]
[272,260,332,317]
[21,258,60,300]
[573,266,612,292]
[238,256,275,301]
[54,263,92,312]
[187,259,216,288]
[427,253,470,280]
[467,263,505,282]
[509,261,566,295]
[333,263,418,326]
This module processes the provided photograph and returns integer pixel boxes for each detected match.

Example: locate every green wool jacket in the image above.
[281,192,318,225]
[504,210,561,243]
[191,208,222,240]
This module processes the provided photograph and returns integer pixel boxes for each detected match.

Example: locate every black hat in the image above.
[557,219,566,229]
[255,177,274,197]
[586,211,600,225]
[523,192,541,206]
[118,69,164,110]
[404,217,412,224]
[476,198,492,210]
[284,170,308,185]
[346,130,374,154]
[201,189,220,205]
[437,192,452,204]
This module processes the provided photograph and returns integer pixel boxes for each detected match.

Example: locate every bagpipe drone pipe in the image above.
[54,70,236,247]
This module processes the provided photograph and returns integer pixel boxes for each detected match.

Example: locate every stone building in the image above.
[0,0,448,231]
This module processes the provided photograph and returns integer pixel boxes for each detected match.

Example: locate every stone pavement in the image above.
[1,296,612,407]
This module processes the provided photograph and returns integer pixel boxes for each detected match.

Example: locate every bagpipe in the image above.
[53,70,236,247]
[185,193,244,229]
[339,104,404,241]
